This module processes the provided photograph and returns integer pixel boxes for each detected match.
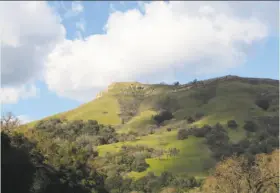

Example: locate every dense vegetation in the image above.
[177,119,279,161]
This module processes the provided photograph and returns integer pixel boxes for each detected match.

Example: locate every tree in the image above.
[153,110,173,125]
[186,116,195,124]
[227,120,238,129]
[168,148,180,157]
[173,81,180,86]
[194,112,204,120]
[177,129,188,140]
[255,99,270,111]
[1,112,20,133]
[192,79,198,84]
[166,128,172,132]
[243,121,258,132]
[202,150,279,193]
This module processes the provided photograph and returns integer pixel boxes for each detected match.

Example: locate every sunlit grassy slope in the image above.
[97,131,214,179]
[28,77,278,130]
[25,76,279,178]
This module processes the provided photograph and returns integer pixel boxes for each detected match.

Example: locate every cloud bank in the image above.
[1,1,278,103]
[0,2,65,103]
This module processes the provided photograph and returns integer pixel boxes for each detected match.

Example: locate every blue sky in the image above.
[1,1,279,123]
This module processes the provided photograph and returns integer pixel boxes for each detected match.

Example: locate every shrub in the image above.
[88,120,98,125]
[243,121,258,132]
[192,125,212,137]
[227,120,238,129]
[177,129,188,140]
[153,110,173,125]
[194,112,204,120]
[166,128,172,132]
[255,99,270,110]
[149,128,155,134]
[186,116,195,124]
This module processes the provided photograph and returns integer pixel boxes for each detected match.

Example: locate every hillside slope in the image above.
[24,75,279,180]
[27,75,279,129]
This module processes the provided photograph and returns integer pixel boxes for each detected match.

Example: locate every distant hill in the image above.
[27,75,279,128]
[23,75,279,179]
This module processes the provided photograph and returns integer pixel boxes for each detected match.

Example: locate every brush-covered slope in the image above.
[28,75,279,128]
[25,75,279,179]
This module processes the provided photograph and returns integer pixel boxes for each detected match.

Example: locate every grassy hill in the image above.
[23,75,279,181]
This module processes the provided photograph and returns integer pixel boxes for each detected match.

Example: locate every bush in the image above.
[177,129,188,140]
[243,121,258,132]
[166,128,172,132]
[255,99,270,110]
[153,110,173,125]
[88,120,98,125]
[192,125,212,137]
[227,120,238,129]
[194,112,204,120]
[186,116,195,124]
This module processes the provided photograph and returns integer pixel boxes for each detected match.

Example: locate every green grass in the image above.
[98,131,214,179]
[62,95,121,125]
[117,110,157,133]
[26,94,121,128]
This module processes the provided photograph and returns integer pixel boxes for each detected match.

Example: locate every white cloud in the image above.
[0,1,64,103]
[0,85,38,104]
[45,1,275,101]
[0,1,278,104]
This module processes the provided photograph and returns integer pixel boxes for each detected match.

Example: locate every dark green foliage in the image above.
[1,132,104,193]
[167,128,172,132]
[204,124,230,160]
[127,171,200,193]
[243,121,258,132]
[153,110,173,125]
[35,119,118,145]
[186,116,195,124]
[1,132,36,193]
[229,122,279,157]
[255,99,270,110]
[173,81,180,86]
[168,148,180,157]
[118,132,137,142]
[190,125,212,138]
[177,128,188,140]
[131,158,149,172]
[194,112,204,120]
[227,120,238,129]
[102,145,151,175]
[88,120,98,125]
